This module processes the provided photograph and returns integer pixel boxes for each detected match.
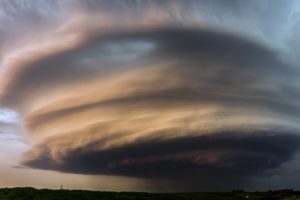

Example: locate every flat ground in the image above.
[0,188,300,200]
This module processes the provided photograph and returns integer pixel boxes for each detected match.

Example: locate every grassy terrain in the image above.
[0,188,299,200]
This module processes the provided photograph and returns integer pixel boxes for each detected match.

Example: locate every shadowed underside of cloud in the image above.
[22,131,300,191]
[1,27,300,190]
[23,131,300,177]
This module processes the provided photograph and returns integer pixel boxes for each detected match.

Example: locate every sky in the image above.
[1,0,300,192]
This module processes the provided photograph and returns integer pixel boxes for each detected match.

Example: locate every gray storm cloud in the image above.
[1,0,300,192]
[10,28,300,190]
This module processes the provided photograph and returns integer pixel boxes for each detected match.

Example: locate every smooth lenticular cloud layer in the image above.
[1,0,300,192]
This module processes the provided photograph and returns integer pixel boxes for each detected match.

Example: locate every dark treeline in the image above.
[0,187,300,200]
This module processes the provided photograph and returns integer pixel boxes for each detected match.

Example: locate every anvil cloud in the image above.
[1,0,300,192]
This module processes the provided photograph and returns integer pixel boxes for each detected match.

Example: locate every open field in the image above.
[0,188,300,200]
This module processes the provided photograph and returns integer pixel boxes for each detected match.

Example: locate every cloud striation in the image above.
[1,0,300,192]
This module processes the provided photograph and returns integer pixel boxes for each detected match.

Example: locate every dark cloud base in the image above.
[23,131,300,189]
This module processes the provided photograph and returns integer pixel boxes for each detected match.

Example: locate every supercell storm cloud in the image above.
[1,0,300,192]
